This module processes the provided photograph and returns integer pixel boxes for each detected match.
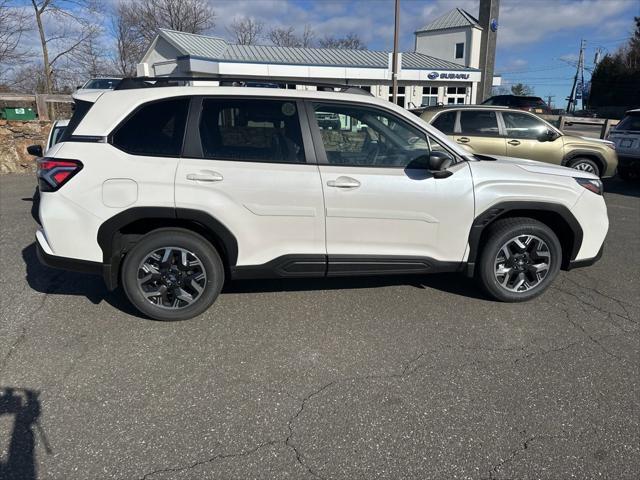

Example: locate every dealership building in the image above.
[137,7,499,107]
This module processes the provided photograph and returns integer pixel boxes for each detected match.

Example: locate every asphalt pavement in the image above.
[0,174,638,480]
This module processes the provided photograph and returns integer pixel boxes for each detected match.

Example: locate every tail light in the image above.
[575,177,603,195]
[37,158,83,192]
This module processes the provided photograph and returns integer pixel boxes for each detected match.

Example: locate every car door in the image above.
[175,96,326,270]
[306,100,474,274]
[454,109,506,155]
[500,111,564,163]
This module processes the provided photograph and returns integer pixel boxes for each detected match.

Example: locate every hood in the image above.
[487,155,599,180]
[563,133,614,147]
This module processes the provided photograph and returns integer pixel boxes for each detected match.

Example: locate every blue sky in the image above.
[14,0,640,106]
[207,0,639,107]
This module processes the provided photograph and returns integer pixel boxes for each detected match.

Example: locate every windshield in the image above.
[616,113,640,132]
[82,78,121,90]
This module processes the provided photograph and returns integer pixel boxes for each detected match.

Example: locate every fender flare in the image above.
[562,149,606,173]
[465,201,583,276]
[96,207,238,289]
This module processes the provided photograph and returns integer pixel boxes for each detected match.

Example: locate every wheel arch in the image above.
[97,207,238,290]
[466,202,583,276]
[562,150,606,177]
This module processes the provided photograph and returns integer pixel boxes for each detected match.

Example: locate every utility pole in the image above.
[566,39,585,114]
[546,94,555,109]
[391,0,400,105]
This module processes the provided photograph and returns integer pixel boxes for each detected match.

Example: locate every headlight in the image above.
[575,177,603,195]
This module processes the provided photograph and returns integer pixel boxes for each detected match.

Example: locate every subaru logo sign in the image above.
[427,72,439,80]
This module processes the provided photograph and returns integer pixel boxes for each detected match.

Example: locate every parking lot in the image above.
[0,173,638,479]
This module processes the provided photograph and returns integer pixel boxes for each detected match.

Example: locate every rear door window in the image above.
[431,111,457,134]
[459,110,500,136]
[198,99,305,163]
[112,97,190,156]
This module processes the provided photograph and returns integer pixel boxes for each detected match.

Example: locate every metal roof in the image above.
[157,29,476,71]
[415,8,480,33]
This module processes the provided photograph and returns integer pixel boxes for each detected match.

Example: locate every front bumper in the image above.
[566,245,603,270]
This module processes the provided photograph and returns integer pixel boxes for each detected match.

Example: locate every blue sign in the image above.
[427,72,439,80]
[490,19,498,32]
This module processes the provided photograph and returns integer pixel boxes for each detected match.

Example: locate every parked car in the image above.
[34,82,608,320]
[420,105,617,177]
[76,77,121,93]
[572,109,599,118]
[47,119,69,151]
[482,95,552,115]
[607,108,640,181]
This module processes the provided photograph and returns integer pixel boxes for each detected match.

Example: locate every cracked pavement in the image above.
[1,174,638,479]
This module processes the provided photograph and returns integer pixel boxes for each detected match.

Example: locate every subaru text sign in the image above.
[426,72,471,81]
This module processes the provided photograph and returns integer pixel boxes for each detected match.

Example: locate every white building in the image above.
[138,8,493,107]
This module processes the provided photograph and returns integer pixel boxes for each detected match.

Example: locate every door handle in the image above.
[186,171,223,182]
[326,176,360,189]
[457,137,470,143]
[508,140,521,146]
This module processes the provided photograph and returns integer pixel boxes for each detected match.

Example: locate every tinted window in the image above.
[198,99,305,163]
[112,98,189,156]
[616,113,640,132]
[58,100,93,143]
[431,111,457,134]
[459,111,500,136]
[313,103,430,167]
[49,126,66,148]
[512,97,547,108]
[502,112,548,139]
[455,42,464,59]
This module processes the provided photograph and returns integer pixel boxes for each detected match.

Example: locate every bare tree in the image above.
[0,0,29,71]
[227,16,263,45]
[269,26,299,47]
[112,2,147,76]
[319,33,366,50]
[29,0,102,94]
[123,0,215,45]
[300,24,315,48]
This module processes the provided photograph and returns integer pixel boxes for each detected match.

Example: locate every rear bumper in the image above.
[36,235,103,275]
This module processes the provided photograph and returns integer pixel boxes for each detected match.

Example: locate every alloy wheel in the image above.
[137,247,207,309]
[494,235,551,293]
[573,161,597,174]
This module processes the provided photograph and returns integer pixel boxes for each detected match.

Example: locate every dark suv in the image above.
[482,95,552,115]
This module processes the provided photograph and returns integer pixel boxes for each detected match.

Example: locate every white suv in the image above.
[35,82,609,320]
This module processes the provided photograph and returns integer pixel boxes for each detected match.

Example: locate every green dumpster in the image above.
[2,107,37,120]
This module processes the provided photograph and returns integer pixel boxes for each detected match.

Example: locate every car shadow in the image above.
[0,387,51,480]
[21,243,142,318]
[22,242,489,317]
[604,177,640,198]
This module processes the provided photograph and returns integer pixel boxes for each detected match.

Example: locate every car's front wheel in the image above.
[121,229,224,321]
[568,157,601,177]
[477,218,562,302]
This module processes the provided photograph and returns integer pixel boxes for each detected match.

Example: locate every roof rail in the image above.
[114,76,373,96]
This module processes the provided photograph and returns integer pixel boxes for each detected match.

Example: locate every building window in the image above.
[455,42,464,59]
[388,86,406,108]
[421,86,439,107]
[446,86,467,104]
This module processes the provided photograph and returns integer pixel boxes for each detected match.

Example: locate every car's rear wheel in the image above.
[568,157,601,177]
[121,229,224,321]
[477,218,562,302]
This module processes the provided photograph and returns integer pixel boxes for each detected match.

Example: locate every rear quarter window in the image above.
[111,98,190,156]
[431,111,457,134]
[616,113,640,132]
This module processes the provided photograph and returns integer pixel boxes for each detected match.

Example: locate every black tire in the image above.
[121,228,224,321]
[618,167,638,182]
[476,217,562,302]
[567,157,601,177]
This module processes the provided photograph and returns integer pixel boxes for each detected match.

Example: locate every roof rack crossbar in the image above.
[114,76,373,95]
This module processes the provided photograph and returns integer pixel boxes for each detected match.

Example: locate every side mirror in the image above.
[405,151,454,179]
[27,144,43,157]
[76,85,83,90]
[537,129,557,142]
